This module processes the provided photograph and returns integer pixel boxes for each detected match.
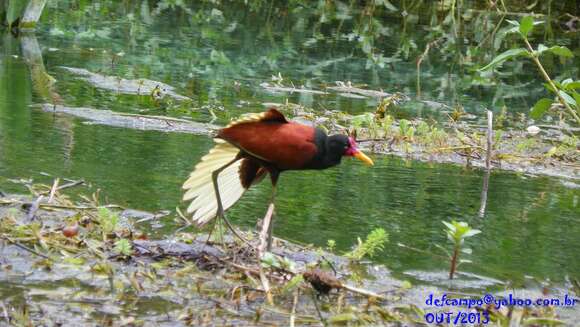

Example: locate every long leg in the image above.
[205,157,238,244]
[211,158,253,246]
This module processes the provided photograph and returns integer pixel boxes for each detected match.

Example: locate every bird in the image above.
[182,108,374,249]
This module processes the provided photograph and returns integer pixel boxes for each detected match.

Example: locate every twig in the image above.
[0,199,123,211]
[290,289,299,327]
[48,178,60,203]
[310,290,327,327]
[56,179,85,191]
[341,284,387,300]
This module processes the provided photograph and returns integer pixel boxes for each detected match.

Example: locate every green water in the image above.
[1,0,579,289]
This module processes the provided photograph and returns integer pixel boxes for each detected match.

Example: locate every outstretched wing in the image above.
[182,139,265,227]
[224,107,288,128]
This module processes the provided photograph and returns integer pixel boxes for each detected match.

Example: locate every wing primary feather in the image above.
[182,140,248,227]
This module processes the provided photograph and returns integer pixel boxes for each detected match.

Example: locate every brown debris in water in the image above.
[303,269,343,295]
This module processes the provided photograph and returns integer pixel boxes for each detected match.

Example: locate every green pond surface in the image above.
[1,0,579,291]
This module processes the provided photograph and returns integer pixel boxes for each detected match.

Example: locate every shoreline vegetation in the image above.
[39,81,579,181]
[0,182,574,325]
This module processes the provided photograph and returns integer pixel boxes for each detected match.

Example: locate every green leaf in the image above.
[563,82,580,90]
[519,16,534,37]
[573,93,580,110]
[280,275,303,294]
[0,2,5,21]
[329,313,358,324]
[463,229,481,238]
[362,39,372,54]
[547,46,573,58]
[537,44,549,55]
[506,19,520,27]
[381,0,398,11]
[530,98,553,119]
[442,221,454,231]
[63,257,85,265]
[260,252,281,269]
[478,48,528,71]
[558,90,577,107]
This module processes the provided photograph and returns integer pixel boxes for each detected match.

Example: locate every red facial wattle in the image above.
[345,137,374,166]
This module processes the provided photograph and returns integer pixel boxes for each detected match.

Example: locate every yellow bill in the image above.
[354,151,374,166]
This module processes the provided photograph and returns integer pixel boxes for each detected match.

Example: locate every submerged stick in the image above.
[485,110,493,170]
[479,110,493,218]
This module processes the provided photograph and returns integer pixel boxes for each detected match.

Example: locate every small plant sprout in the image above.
[96,207,119,241]
[326,239,336,252]
[114,238,133,257]
[260,252,297,273]
[345,228,389,261]
[441,221,481,280]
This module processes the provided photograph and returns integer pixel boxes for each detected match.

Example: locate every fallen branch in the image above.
[48,178,60,203]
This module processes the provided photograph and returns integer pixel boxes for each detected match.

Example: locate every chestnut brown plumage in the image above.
[182,108,373,248]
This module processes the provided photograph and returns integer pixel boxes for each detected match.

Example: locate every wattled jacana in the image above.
[182,108,374,249]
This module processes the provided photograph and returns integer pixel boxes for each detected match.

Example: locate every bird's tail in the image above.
[182,139,246,227]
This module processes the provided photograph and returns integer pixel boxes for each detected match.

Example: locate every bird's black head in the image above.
[307,130,374,169]
[326,134,350,160]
